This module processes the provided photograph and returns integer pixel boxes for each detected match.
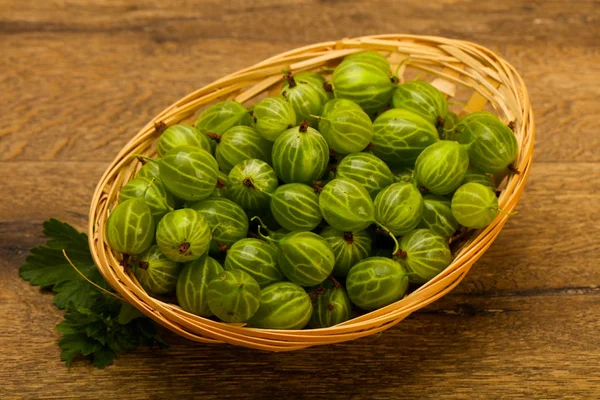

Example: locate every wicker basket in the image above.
[89,34,534,351]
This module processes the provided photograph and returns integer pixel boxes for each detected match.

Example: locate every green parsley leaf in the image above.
[20,219,166,369]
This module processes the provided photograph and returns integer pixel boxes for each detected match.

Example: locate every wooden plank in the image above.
[0,38,597,163]
[2,268,599,399]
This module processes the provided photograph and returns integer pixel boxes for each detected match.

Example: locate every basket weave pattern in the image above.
[89,34,534,351]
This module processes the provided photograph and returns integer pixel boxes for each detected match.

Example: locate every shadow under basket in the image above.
[89,34,535,352]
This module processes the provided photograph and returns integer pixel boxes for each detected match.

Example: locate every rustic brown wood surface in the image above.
[1,1,599,399]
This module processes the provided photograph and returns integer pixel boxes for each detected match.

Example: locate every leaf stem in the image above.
[62,250,124,301]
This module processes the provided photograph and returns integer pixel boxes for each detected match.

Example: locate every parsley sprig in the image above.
[19,219,166,369]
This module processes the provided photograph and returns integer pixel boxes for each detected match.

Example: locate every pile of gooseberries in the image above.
[106,51,518,330]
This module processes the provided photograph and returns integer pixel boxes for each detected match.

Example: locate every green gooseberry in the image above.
[133,245,182,295]
[372,108,439,167]
[346,257,409,310]
[136,159,161,179]
[336,152,394,199]
[118,176,174,224]
[461,168,495,191]
[293,71,334,103]
[248,282,313,329]
[227,159,278,210]
[157,124,213,157]
[453,111,519,173]
[272,121,329,185]
[155,208,211,262]
[189,197,249,257]
[332,55,396,113]
[269,183,322,231]
[176,255,224,317]
[265,231,335,287]
[343,51,392,75]
[322,98,362,115]
[418,195,459,238]
[159,146,219,202]
[318,178,374,232]
[252,96,296,142]
[394,229,452,284]
[391,81,448,127]
[215,126,273,173]
[194,101,252,150]
[211,171,229,198]
[206,270,261,323]
[224,238,282,288]
[320,226,372,278]
[451,182,499,229]
[281,72,328,126]
[106,198,154,255]
[374,182,424,236]
[414,140,469,195]
[317,100,373,154]
[307,279,353,328]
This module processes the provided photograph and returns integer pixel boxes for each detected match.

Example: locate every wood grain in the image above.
[1,0,599,399]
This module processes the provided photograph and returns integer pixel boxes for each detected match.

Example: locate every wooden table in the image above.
[2,1,599,399]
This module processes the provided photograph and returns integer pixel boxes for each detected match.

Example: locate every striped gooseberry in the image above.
[251,96,296,142]
[248,282,312,329]
[317,100,373,154]
[391,81,448,127]
[133,245,182,295]
[159,146,219,202]
[118,176,174,224]
[418,195,459,238]
[189,197,249,257]
[346,257,409,310]
[215,126,273,172]
[155,208,211,262]
[393,228,452,284]
[451,182,500,229]
[206,270,261,323]
[194,101,252,150]
[269,183,322,231]
[307,279,352,328]
[157,124,212,157]
[319,226,372,278]
[224,238,282,287]
[271,121,329,185]
[106,198,154,255]
[374,182,424,236]
[453,111,519,173]
[336,152,394,199]
[372,108,439,167]
[332,53,396,113]
[414,140,469,195]
[227,159,278,210]
[281,71,328,126]
[262,231,335,287]
[176,255,224,317]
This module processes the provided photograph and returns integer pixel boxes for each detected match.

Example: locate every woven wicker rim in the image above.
[89,34,535,351]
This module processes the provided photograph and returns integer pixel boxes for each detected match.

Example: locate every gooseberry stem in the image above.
[373,221,399,255]
[494,207,518,216]
[250,216,278,244]
[132,154,158,164]
[393,56,411,81]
